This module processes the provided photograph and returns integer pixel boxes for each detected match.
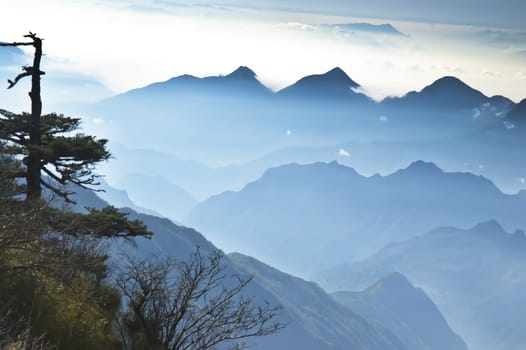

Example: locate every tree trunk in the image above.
[26,36,43,200]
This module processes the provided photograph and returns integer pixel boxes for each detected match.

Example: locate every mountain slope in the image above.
[333,273,467,350]
[66,185,409,350]
[108,66,271,103]
[116,173,198,221]
[186,160,526,276]
[320,221,526,350]
[229,253,407,350]
[506,98,526,124]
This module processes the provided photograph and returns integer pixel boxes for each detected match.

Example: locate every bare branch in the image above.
[7,70,32,89]
[0,42,34,47]
[116,249,284,350]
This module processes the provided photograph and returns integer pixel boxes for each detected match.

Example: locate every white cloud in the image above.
[283,22,317,31]
[504,121,515,129]
[338,148,350,157]
[286,129,292,136]
[472,108,481,118]
[379,115,389,122]
[1,0,525,104]
[516,71,526,81]
[482,70,502,78]
[93,117,105,125]
[518,177,525,184]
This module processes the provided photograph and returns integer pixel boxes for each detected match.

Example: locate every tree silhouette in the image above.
[0,32,109,202]
[0,33,151,239]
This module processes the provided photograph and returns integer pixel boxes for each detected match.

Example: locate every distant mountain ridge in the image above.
[100,66,517,108]
[109,66,271,102]
[186,160,526,277]
[324,23,406,36]
[320,220,526,350]
[91,65,522,163]
[333,272,467,350]
[382,76,509,109]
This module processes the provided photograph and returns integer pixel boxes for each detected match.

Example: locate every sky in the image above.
[0,0,525,110]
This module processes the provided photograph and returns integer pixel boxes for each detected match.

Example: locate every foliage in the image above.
[0,144,141,349]
[0,109,110,201]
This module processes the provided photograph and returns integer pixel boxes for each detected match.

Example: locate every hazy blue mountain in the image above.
[96,178,164,217]
[0,44,25,66]
[379,76,515,139]
[119,214,408,350]
[90,66,519,164]
[186,160,526,277]
[276,67,368,102]
[106,66,270,104]
[506,98,526,124]
[320,221,526,350]
[229,253,408,350]
[86,67,524,198]
[60,184,409,350]
[384,76,493,109]
[92,67,282,161]
[115,173,198,221]
[98,145,271,201]
[323,23,406,36]
[333,273,467,350]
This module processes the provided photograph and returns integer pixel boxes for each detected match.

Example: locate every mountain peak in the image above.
[404,160,443,174]
[319,67,359,87]
[470,220,506,236]
[277,67,362,99]
[370,272,413,293]
[226,66,257,80]
[506,98,526,122]
[430,76,467,87]
[422,76,487,98]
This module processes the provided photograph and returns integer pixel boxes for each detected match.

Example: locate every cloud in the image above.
[504,121,515,129]
[93,117,105,125]
[338,148,350,157]
[286,129,292,136]
[379,115,389,122]
[518,177,525,184]
[516,72,526,81]
[472,108,481,119]
[481,70,502,78]
[512,50,526,61]
[473,30,526,49]
[283,22,317,32]
[442,66,464,74]
[282,21,408,48]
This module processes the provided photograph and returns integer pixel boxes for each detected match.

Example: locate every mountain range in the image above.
[186,160,526,277]
[65,183,466,350]
[319,220,526,350]
[87,65,524,192]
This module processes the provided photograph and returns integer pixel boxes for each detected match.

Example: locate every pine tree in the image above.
[0,32,109,202]
[0,33,151,239]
